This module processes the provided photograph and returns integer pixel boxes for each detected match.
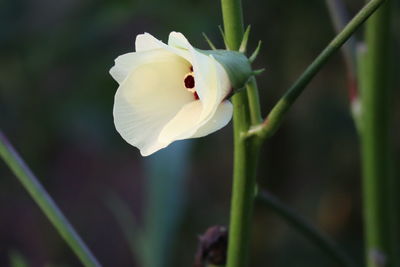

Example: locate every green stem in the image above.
[221,0,261,266]
[0,130,101,267]
[245,0,385,141]
[360,0,397,266]
[221,0,244,51]
[257,190,356,267]
[226,136,259,267]
[246,77,263,125]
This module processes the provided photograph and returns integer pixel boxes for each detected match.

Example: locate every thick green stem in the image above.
[227,137,260,267]
[221,0,261,266]
[0,131,101,267]
[221,0,244,51]
[246,0,385,141]
[257,190,356,267]
[360,0,397,266]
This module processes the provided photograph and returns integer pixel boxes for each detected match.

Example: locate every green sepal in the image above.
[239,25,251,53]
[202,32,217,50]
[198,49,253,92]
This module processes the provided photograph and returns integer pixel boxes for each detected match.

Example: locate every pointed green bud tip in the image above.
[252,68,265,76]
[198,49,253,92]
[239,25,251,53]
[202,32,217,50]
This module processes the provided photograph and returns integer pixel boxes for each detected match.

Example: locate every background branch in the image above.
[246,0,385,142]
[0,130,101,267]
[256,190,357,267]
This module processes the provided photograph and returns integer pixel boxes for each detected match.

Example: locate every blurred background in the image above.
[1,0,399,266]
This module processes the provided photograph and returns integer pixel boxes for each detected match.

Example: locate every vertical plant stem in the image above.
[226,136,259,267]
[221,0,261,266]
[0,131,101,267]
[221,0,244,51]
[360,0,397,266]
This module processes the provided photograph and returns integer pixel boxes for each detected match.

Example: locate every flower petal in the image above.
[158,101,203,143]
[135,33,165,52]
[113,50,194,156]
[167,32,231,103]
[168,32,192,50]
[191,53,231,129]
[158,100,233,143]
[110,48,187,84]
[191,100,233,138]
[159,52,232,143]
[135,31,192,62]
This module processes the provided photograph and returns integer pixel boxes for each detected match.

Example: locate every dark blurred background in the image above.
[1,0,399,266]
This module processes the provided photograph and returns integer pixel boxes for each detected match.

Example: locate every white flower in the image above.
[110,32,233,156]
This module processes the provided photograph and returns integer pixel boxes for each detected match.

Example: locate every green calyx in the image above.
[198,49,253,92]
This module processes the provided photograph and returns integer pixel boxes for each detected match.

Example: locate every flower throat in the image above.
[184,66,199,100]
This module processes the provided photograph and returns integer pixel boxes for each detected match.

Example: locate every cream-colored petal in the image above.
[168,32,192,50]
[167,32,221,102]
[191,51,230,103]
[135,32,202,71]
[113,52,194,156]
[110,49,187,84]
[191,100,233,138]
[159,53,231,143]
[110,53,136,84]
[158,101,203,143]
[168,32,230,103]
[135,33,165,52]
[189,50,215,102]
[114,91,169,156]
[158,100,233,143]
[190,54,230,129]
[157,56,218,143]
[135,31,192,62]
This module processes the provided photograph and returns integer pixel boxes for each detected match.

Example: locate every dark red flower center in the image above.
[184,66,198,100]
[184,74,195,89]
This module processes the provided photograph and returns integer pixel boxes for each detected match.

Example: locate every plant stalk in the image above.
[221,0,261,266]
[0,130,101,267]
[360,0,397,266]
